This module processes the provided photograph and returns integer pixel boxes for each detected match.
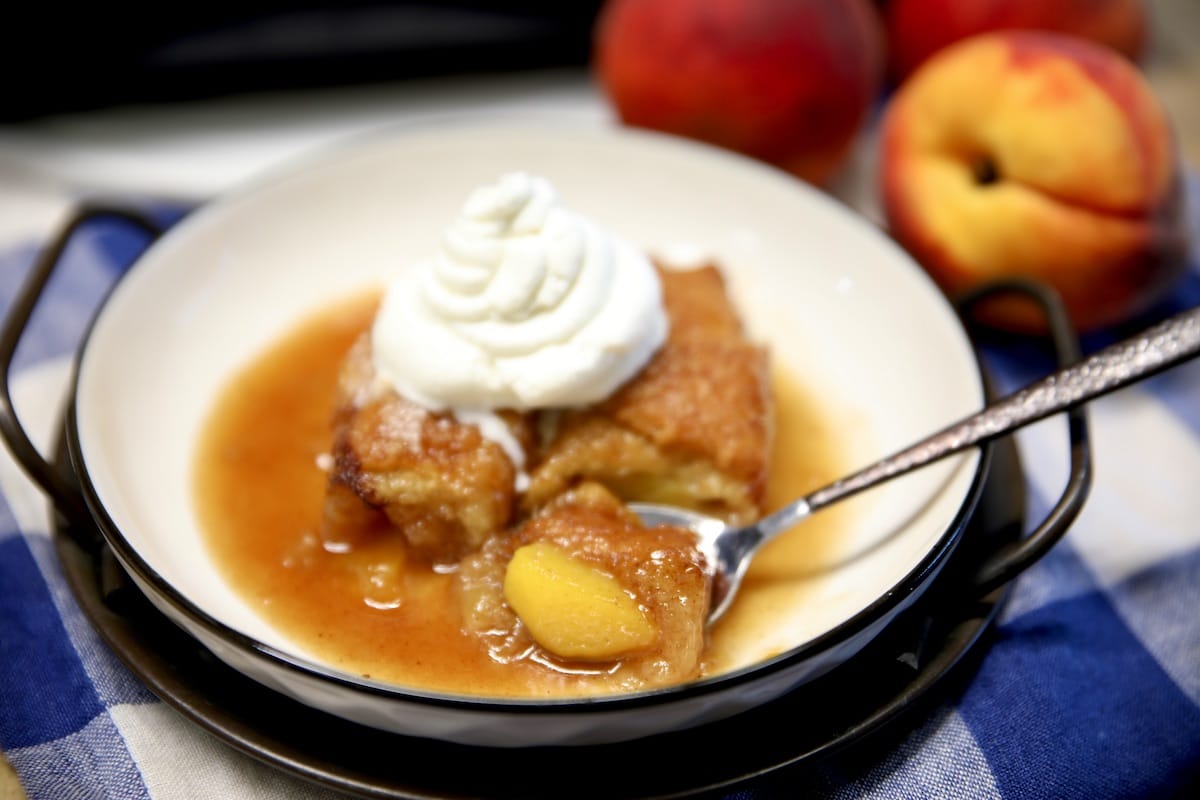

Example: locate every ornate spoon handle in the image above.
[762,306,1200,532]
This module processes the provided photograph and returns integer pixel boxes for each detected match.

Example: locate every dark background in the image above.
[6,2,605,120]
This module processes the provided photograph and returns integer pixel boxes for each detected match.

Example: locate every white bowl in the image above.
[67,120,986,747]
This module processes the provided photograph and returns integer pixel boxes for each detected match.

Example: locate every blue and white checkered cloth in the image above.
[2,176,1199,800]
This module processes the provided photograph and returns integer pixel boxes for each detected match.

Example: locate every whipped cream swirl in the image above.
[371,172,668,412]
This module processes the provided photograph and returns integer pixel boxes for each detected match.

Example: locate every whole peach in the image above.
[593,0,885,187]
[879,31,1187,333]
[883,0,1148,84]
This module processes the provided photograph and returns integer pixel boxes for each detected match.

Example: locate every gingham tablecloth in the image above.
[2,170,1199,799]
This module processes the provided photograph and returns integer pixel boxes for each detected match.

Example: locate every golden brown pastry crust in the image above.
[458,482,710,690]
[322,262,771,566]
[525,264,773,523]
[322,334,534,564]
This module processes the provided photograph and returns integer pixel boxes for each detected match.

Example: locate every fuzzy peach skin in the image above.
[879,31,1188,333]
[883,0,1148,84]
[593,0,884,187]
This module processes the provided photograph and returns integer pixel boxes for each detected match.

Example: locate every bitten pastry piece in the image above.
[458,483,711,692]
[322,333,534,565]
[524,265,773,525]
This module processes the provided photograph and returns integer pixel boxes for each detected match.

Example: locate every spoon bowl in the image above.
[633,304,1200,625]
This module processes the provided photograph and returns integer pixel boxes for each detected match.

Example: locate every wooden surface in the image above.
[1,2,1197,798]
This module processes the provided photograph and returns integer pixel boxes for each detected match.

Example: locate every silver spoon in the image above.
[631,305,1200,625]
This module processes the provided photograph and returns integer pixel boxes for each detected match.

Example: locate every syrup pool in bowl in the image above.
[192,286,858,697]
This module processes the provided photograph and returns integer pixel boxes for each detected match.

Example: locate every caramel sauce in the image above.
[193,292,850,696]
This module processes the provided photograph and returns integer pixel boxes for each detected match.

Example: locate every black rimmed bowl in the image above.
[0,120,1089,748]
